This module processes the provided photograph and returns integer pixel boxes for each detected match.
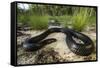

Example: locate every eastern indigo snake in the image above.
[22,28,94,56]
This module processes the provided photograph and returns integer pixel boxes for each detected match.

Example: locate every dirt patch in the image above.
[17,30,96,65]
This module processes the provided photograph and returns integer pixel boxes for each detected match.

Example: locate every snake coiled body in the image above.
[23,28,94,56]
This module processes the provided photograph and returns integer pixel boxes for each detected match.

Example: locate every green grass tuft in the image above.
[29,15,49,30]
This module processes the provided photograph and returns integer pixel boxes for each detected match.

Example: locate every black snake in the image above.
[22,28,94,56]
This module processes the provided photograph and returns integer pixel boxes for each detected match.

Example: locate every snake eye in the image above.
[72,36,84,44]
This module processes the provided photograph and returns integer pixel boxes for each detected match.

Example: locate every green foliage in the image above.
[17,4,96,30]
[88,16,96,26]
[18,15,29,24]
[70,8,90,31]
[29,15,49,30]
[71,15,88,31]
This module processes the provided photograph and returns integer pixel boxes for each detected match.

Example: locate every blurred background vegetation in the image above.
[17,3,96,31]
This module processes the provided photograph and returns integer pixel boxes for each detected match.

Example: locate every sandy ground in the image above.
[17,30,96,65]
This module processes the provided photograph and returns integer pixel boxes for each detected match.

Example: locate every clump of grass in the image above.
[17,15,30,24]
[29,15,49,30]
[72,14,88,31]
[71,8,90,31]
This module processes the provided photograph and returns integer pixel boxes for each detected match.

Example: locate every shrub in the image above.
[29,15,49,30]
[71,8,90,31]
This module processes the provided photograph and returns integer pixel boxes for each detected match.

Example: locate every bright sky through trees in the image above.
[18,3,29,10]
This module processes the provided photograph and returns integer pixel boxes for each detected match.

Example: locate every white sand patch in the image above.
[17,30,96,64]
